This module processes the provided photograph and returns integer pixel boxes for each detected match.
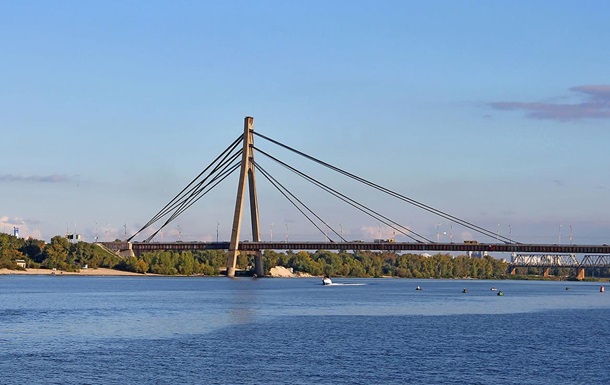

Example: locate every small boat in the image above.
[490,287,498,291]
[322,276,332,285]
[497,291,504,296]
[462,288,468,293]
[601,286,605,293]
[415,286,423,291]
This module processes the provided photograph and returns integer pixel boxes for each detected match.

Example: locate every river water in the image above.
[1,276,609,384]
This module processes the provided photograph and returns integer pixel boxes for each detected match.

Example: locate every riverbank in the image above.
[0,268,145,276]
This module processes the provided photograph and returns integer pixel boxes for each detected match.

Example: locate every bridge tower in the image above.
[226,116,263,278]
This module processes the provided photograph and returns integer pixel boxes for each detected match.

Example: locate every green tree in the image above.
[42,236,71,270]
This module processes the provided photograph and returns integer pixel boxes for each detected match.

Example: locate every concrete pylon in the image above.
[226,117,263,278]
[576,267,585,281]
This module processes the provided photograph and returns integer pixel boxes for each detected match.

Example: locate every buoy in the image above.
[462,288,467,293]
[497,291,504,296]
[600,286,605,293]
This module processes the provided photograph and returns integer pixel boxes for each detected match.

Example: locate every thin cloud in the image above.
[489,85,610,121]
[0,216,43,239]
[0,174,75,183]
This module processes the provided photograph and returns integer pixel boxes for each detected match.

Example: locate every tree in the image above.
[42,236,71,270]
[20,238,45,263]
[0,248,23,269]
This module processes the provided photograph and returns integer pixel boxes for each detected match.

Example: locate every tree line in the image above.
[114,249,510,279]
[261,249,508,279]
[0,233,120,271]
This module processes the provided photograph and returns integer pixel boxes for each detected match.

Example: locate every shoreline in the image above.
[1,268,605,282]
[0,268,146,276]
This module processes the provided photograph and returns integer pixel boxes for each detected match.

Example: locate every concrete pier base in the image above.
[254,252,264,277]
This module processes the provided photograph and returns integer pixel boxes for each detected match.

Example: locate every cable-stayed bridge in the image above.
[117,117,609,278]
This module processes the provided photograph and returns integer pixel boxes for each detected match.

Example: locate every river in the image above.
[1,276,609,384]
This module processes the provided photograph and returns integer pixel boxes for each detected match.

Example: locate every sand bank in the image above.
[0,268,145,276]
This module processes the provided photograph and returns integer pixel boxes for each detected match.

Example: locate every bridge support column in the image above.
[227,117,263,277]
[543,268,550,277]
[576,267,585,281]
[510,267,517,275]
[254,251,264,277]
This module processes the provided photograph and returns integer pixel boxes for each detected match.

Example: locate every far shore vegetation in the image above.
[1,233,606,280]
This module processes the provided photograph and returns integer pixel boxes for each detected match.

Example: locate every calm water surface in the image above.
[1,276,609,384]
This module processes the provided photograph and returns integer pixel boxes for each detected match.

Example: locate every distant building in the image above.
[15,259,26,268]
[468,251,488,258]
[13,227,19,238]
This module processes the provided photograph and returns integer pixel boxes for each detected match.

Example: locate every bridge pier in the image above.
[543,267,550,277]
[577,267,585,281]
[227,117,263,277]
[254,251,264,276]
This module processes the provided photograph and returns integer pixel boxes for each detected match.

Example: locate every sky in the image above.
[1,1,609,246]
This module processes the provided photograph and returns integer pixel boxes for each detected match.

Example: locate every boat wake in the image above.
[322,276,365,286]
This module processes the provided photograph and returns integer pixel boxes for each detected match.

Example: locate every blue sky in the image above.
[1,1,609,245]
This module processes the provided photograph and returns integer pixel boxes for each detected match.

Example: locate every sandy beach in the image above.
[0,268,145,276]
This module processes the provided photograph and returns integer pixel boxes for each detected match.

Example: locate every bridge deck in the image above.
[125,241,610,255]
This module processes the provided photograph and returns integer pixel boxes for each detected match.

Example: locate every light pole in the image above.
[339,223,343,238]
[508,224,512,240]
[270,222,274,242]
[496,223,500,243]
[216,222,220,242]
[436,223,441,242]
[570,225,573,245]
[449,223,453,243]
[285,223,289,242]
